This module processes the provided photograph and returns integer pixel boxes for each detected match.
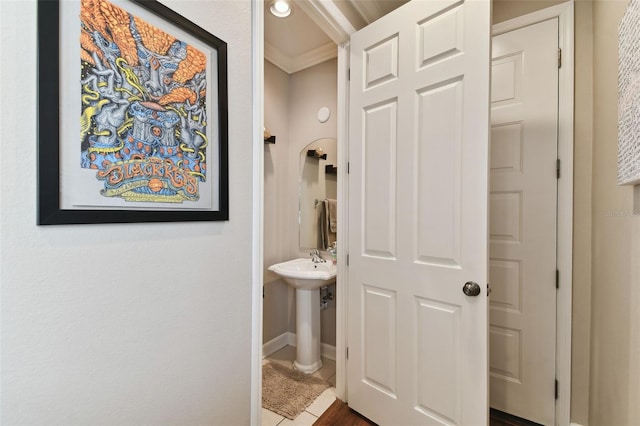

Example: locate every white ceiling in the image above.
[264,0,409,74]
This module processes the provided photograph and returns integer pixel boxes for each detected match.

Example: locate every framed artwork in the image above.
[618,0,640,185]
[37,0,228,224]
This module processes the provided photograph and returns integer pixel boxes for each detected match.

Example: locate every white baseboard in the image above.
[262,332,295,358]
[570,423,584,426]
[321,342,336,360]
[262,332,336,361]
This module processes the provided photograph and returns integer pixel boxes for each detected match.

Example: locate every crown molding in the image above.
[295,0,356,45]
[265,41,337,74]
[350,0,383,25]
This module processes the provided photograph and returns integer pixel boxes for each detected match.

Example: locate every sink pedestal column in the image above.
[293,288,323,374]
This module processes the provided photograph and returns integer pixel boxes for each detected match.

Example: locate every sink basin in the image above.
[268,258,336,290]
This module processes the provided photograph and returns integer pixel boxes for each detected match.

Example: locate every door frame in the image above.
[250,2,574,425]
[250,0,264,424]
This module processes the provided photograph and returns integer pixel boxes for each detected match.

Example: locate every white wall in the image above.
[0,1,255,424]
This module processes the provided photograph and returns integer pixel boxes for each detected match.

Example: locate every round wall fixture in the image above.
[317,107,330,123]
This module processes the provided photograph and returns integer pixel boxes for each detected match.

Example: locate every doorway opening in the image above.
[252,2,574,425]
[261,1,340,423]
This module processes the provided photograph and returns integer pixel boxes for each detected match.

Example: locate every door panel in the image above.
[364,36,399,88]
[415,297,461,422]
[363,101,397,258]
[417,5,463,66]
[491,122,523,172]
[348,0,491,424]
[490,18,559,425]
[362,285,397,395]
[416,79,462,266]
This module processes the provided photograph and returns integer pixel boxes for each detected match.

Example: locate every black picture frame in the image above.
[38,0,228,225]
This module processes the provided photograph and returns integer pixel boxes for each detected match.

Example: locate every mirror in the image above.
[299,138,337,250]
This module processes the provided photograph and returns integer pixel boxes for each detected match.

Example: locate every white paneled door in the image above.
[490,18,559,425]
[347,0,491,424]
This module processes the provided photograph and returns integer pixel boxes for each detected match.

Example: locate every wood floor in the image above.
[313,400,542,426]
[313,400,376,426]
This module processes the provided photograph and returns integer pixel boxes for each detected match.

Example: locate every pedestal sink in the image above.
[268,258,337,374]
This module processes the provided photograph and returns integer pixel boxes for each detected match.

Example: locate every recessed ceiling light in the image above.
[269,0,291,18]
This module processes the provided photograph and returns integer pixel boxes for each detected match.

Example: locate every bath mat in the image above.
[262,361,331,420]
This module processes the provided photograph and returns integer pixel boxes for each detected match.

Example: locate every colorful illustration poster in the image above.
[60,0,218,210]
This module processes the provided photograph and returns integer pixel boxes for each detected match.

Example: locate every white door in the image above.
[489,18,559,425]
[347,0,491,424]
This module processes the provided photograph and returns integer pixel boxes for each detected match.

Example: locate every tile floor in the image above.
[262,345,337,426]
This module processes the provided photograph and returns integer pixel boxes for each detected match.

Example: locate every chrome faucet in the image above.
[310,249,326,263]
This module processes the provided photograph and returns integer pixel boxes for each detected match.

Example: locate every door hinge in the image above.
[556,159,561,179]
[558,48,562,68]
[348,68,351,80]
[263,285,265,299]
[347,162,350,174]
[556,269,559,289]
[346,254,350,266]
[346,347,349,360]
[555,379,559,399]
